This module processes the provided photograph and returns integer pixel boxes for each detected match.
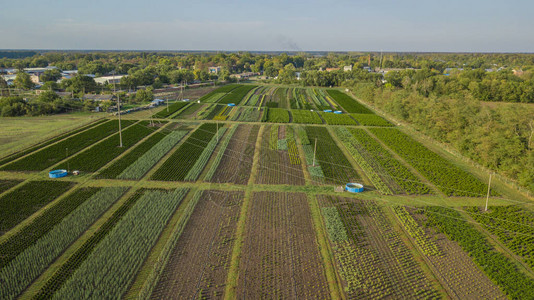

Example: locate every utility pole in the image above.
[313,138,317,166]
[485,173,493,211]
[117,92,123,147]
[113,70,123,147]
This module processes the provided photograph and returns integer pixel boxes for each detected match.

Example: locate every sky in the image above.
[1,0,533,52]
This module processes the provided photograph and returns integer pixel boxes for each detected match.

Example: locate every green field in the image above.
[0,84,531,300]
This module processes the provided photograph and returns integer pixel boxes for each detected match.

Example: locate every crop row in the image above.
[241,86,260,105]
[326,89,373,114]
[117,130,189,180]
[152,101,189,118]
[184,127,227,181]
[319,112,357,125]
[57,121,157,173]
[290,88,313,110]
[392,206,440,256]
[424,206,534,299]
[218,85,257,105]
[370,128,491,197]
[291,110,323,124]
[335,128,393,194]
[96,125,170,179]
[0,180,74,234]
[0,179,22,194]
[467,205,534,270]
[173,103,202,118]
[151,123,217,181]
[34,188,150,299]
[138,189,204,299]
[351,113,393,126]
[304,126,358,184]
[0,119,108,167]
[344,128,430,194]
[232,107,261,122]
[198,84,238,102]
[52,188,188,299]
[307,89,330,110]
[0,187,100,268]
[196,103,217,119]
[204,125,238,181]
[322,207,349,242]
[0,187,127,300]
[1,120,134,171]
[264,107,290,123]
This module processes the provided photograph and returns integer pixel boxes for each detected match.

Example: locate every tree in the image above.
[277,63,296,84]
[36,90,60,103]
[13,72,35,89]
[61,75,97,94]
[0,96,30,116]
[135,89,153,103]
[40,69,62,82]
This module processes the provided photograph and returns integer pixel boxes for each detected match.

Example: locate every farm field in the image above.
[236,191,330,299]
[0,83,531,300]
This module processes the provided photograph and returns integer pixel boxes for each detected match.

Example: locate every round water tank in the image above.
[49,169,68,179]
[345,183,364,193]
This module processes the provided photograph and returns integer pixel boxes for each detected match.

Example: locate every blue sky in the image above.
[1,0,533,52]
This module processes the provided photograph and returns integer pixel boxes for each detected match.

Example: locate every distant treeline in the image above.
[0,51,39,59]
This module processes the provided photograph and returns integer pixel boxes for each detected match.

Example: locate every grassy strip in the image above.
[326,89,373,114]
[57,121,157,173]
[0,119,107,167]
[0,187,127,300]
[0,187,100,268]
[53,189,188,299]
[117,130,188,180]
[184,127,227,181]
[137,190,202,299]
[204,125,238,181]
[0,181,74,234]
[151,123,217,181]
[96,128,170,179]
[1,120,133,171]
[152,102,189,118]
[33,188,148,300]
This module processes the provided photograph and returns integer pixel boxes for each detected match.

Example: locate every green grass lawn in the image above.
[0,112,104,158]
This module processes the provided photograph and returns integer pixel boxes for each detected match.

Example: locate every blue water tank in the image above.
[334,110,343,114]
[49,169,68,178]
[323,109,332,113]
[228,103,236,107]
[345,183,364,193]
